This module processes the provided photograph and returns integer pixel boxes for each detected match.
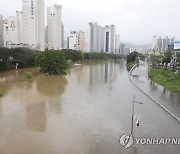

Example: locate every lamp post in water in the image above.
[131,95,143,137]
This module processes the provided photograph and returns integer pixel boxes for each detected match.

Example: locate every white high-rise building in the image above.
[69,31,78,50]
[37,0,45,51]
[3,16,19,47]
[86,22,103,53]
[22,0,45,51]
[47,4,62,50]
[115,34,120,54]
[61,23,64,49]
[152,35,158,51]
[68,30,85,51]
[85,23,117,54]
[0,15,3,47]
[16,11,23,44]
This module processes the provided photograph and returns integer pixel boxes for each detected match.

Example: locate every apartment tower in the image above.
[47,4,62,50]
[22,0,45,51]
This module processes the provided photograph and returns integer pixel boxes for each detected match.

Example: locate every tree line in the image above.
[0,47,122,74]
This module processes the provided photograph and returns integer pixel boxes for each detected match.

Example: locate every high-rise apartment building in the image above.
[22,0,45,51]
[78,31,85,52]
[115,34,120,54]
[85,22,118,54]
[68,30,85,51]
[3,16,19,47]
[61,23,64,49]
[120,43,126,55]
[47,4,62,50]
[16,11,23,44]
[152,35,175,52]
[86,22,103,53]
[69,31,78,50]
[0,15,3,47]
[104,25,116,53]
[45,26,48,48]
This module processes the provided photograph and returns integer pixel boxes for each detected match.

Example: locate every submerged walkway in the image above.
[130,61,180,120]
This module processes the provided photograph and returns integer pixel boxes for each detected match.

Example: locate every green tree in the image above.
[162,51,172,64]
[35,50,68,75]
[61,49,83,61]
[0,47,36,72]
[126,51,139,63]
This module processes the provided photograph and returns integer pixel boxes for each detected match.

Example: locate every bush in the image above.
[25,72,33,80]
[35,50,68,75]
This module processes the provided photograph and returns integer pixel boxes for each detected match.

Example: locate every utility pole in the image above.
[131,95,143,137]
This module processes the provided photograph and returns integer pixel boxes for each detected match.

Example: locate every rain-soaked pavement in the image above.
[0,60,180,154]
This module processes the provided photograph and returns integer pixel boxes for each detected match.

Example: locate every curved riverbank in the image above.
[148,67,180,94]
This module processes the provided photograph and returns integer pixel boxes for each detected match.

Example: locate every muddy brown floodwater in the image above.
[0,60,180,154]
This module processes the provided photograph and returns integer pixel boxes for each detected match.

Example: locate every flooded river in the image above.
[0,60,180,154]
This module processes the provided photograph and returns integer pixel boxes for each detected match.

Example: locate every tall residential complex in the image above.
[152,35,175,52]
[115,34,120,54]
[78,31,85,52]
[22,0,45,51]
[3,16,19,47]
[68,30,85,51]
[104,25,116,53]
[85,22,117,53]
[69,31,78,50]
[47,4,62,50]
[0,15,3,47]
[86,22,104,53]
[61,23,64,49]
[16,11,23,44]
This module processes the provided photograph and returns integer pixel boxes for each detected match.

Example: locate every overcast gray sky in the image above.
[0,0,180,45]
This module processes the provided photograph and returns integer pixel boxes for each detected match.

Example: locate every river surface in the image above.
[0,60,180,154]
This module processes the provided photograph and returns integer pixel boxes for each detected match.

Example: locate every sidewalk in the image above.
[131,61,180,119]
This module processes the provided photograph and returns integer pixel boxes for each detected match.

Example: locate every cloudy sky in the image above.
[0,0,180,45]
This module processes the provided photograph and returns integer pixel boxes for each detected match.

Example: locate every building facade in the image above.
[104,25,116,53]
[61,23,64,49]
[68,30,85,51]
[69,31,78,50]
[16,11,23,44]
[3,16,19,48]
[22,0,45,51]
[0,15,3,47]
[115,34,120,54]
[47,4,62,50]
[86,22,104,53]
[78,31,85,52]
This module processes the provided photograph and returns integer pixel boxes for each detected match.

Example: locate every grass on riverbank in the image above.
[0,93,3,97]
[148,67,180,94]
[127,61,136,71]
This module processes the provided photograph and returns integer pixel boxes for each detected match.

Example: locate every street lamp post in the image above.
[131,95,143,137]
